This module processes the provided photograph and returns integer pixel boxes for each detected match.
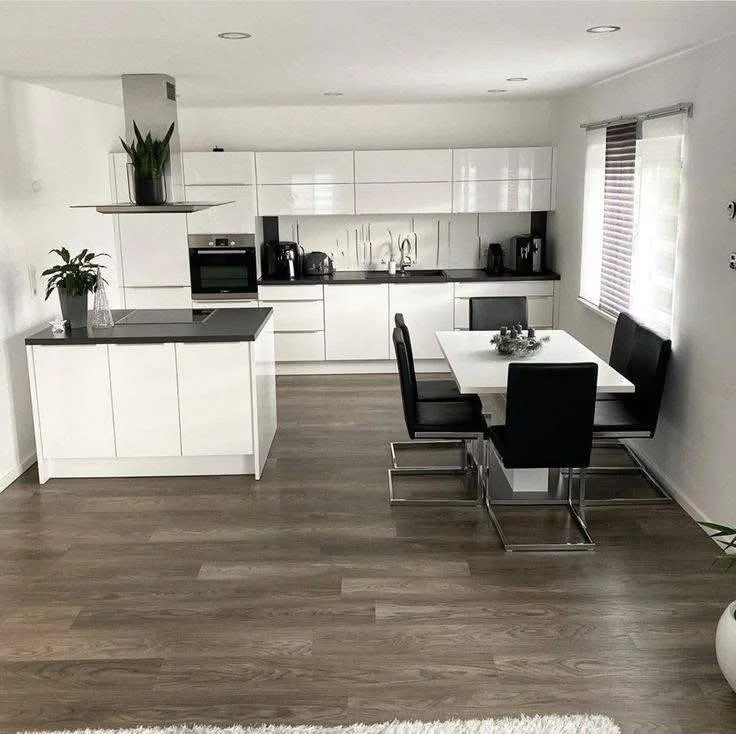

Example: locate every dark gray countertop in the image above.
[259,268,560,285]
[25,308,274,346]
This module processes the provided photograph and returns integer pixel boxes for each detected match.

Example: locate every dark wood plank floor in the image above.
[1,375,736,733]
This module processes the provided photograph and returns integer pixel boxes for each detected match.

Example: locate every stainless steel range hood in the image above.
[72,74,229,214]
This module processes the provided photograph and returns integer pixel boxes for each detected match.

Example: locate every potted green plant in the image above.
[700,521,736,691]
[120,121,175,205]
[43,247,108,329]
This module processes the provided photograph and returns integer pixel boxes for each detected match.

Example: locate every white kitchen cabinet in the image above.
[453,147,553,182]
[356,182,452,214]
[185,184,255,234]
[388,283,454,359]
[452,179,552,213]
[258,284,323,301]
[453,281,555,329]
[355,149,452,183]
[118,213,190,287]
[527,296,555,328]
[191,299,260,309]
[176,342,253,456]
[258,299,323,332]
[182,152,255,186]
[274,332,325,362]
[324,284,390,360]
[108,343,181,457]
[257,183,355,216]
[255,151,354,185]
[31,345,115,459]
[124,287,192,309]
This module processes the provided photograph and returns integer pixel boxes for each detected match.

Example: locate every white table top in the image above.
[436,329,635,395]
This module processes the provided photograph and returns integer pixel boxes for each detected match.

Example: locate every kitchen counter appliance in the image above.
[485,242,504,274]
[263,241,303,280]
[188,234,258,300]
[510,235,544,274]
[303,251,335,276]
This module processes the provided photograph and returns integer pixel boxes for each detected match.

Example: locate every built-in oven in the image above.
[188,234,258,300]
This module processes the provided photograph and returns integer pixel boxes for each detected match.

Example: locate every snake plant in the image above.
[120,121,175,179]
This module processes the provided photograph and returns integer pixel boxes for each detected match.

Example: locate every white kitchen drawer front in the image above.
[176,342,253,456]
[274,331,325,362]
[124,287,192,309]
[356,182,452,214]
[455,282,554,299]
[527,296,554,328]
[259,299,324,332]
[255,151,354,185]
[108,344,181,457]
[355,149,452,183]
[454,283,555,329]
[258,284,323,301]
[182,152,255,186]
[32,345,116,459]
[192,300,260,309]
[453,179,552,213]
[324,284,390,360]
[257,183,355,216]
[389,283,454,359]
[185,185,255,234]
[453,147,553,182]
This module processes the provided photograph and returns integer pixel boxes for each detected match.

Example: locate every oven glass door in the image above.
[190,249,257,296]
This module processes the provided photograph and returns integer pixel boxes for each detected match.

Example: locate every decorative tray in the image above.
[490,325,550,357]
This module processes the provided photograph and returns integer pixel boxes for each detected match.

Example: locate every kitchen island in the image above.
[25,308,276,484]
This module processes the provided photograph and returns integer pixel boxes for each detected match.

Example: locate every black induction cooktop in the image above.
[115,309,214,325]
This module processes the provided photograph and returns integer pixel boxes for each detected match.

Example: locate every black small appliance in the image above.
[485,242,504,274]
[510,235,544,274]
[188,234,258,299]
[303,251,335,276]
[263,241,303,280]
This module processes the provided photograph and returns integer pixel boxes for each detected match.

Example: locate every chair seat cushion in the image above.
[415,399,488,436]
[594,397,651,435]
[417,379,462,401]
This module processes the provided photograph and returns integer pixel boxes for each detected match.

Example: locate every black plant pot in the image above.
[133,174,166,205]
[57,289,89,330]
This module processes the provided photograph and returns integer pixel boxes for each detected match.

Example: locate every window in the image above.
[579,109,687,337]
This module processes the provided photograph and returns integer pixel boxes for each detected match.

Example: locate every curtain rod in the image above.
[580,102,693,130]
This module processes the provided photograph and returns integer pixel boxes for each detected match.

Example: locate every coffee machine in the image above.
[510,235,544,274]
[262,241,302,280]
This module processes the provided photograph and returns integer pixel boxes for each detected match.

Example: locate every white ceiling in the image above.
[1,0,736,107]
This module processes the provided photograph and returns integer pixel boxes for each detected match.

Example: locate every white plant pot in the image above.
[716,600,736,691]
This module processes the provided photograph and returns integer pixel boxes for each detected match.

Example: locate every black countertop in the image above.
[259,269,560,286]
[25,308,274,346]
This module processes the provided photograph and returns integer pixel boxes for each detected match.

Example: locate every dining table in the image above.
[435,329,635,493]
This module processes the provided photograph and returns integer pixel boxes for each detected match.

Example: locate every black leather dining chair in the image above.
[469,297,528,331]
[485,362,599,551]
[389,326,490,506]
[586,314,673,505]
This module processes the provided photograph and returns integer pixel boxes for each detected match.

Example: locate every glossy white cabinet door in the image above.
[355,149,452,183]
[176,342,253,455]
[258,300,324,331]
[274,331,326,362]
[453,147,554,181]
[123,287,192,309]
[324,284,389,360]
[453,281,555,329]
[527,296,555,328]
[255,151,354,185]
[185,185,255,234]
[111,152,132,203]
[389,283,454,359]
[32,345,115,459]
[108,344,181,457]
[182,152,255,185]
[356,182,452,214]
[118,213,190,286]
[258,284,323,301]
[452,179,552,213]
[257,183,355,216]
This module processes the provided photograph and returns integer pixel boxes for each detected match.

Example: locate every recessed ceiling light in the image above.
[586,25,621,34]
[487,89,507,93]
[217,32,251,40]
[506,77,528,82]
[323,92,344,97]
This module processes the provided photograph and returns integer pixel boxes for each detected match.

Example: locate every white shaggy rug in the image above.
[23,717,621,734]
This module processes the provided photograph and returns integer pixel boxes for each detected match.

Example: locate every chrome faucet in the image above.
[398,237,413,273]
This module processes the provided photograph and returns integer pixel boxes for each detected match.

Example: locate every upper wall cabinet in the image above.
[182,152,255,186]
[453,147,553,182]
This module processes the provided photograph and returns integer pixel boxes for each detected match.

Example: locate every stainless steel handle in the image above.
[195,249,249,254]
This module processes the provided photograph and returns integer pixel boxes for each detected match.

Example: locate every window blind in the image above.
[600,121,638,317]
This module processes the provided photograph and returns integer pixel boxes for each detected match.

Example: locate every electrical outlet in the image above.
[730,253,736,270]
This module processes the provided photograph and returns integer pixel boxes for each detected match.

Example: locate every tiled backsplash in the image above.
[277,213,532,271]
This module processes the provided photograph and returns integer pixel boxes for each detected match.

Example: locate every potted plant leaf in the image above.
[120,120,175,205]
[42,247,108,329]
[700,521,736,691]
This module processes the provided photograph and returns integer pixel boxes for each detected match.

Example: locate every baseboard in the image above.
[0,452,36,493]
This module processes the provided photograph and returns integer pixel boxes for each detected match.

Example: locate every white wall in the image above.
[549,37,736,524]
[0,77,121,490]
[178,100,555,150]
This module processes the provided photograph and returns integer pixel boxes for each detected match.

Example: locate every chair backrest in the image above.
[392,326,418,438]
[624,322,672,432]
[502,362,599,469]
[394,312,418,395]
[469,297,528,330]
[609,312,638,375]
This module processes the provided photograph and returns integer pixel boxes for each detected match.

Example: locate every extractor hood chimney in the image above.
[71,74,229,214]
